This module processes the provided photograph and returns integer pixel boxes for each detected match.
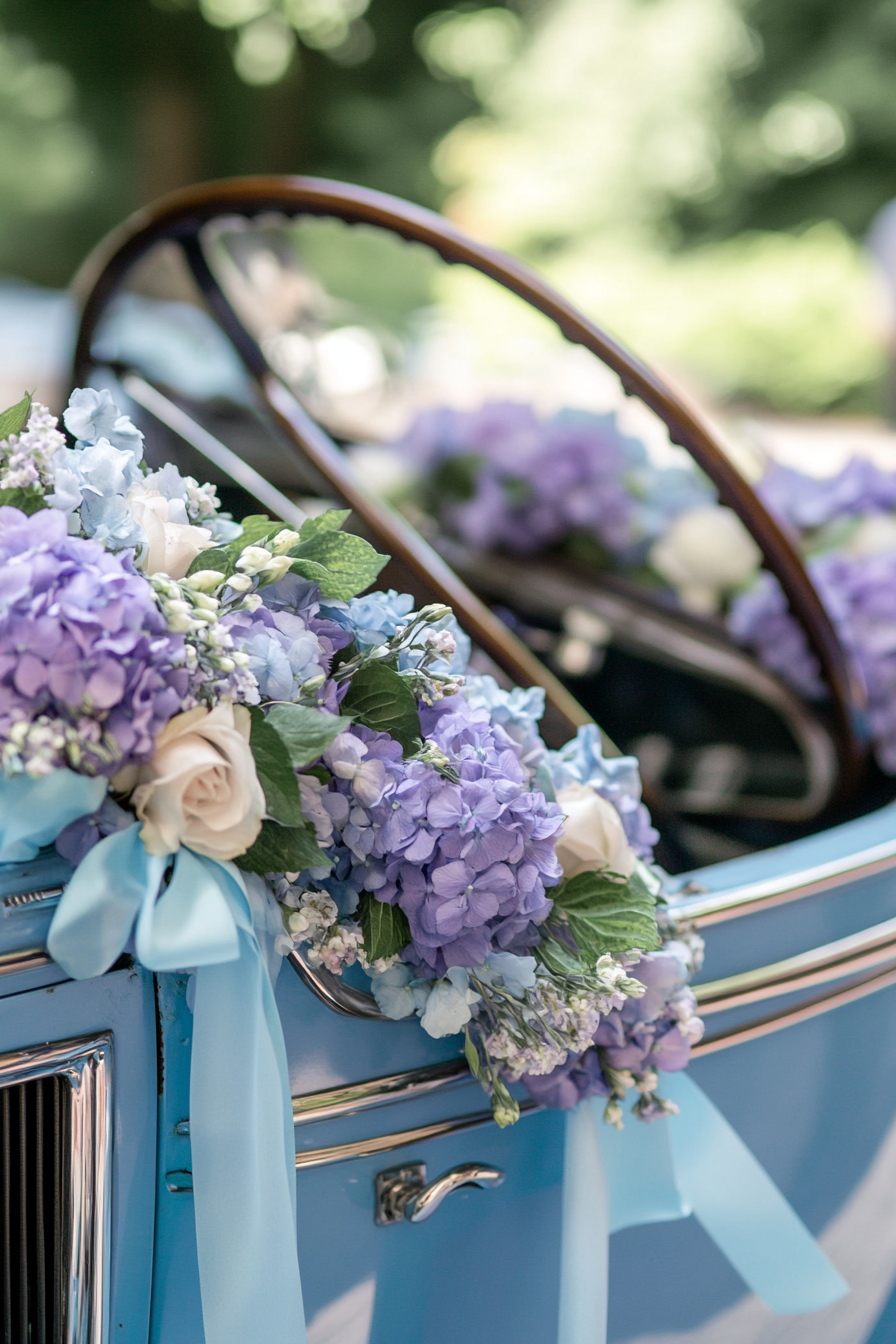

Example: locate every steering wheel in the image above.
[70,175,869,823]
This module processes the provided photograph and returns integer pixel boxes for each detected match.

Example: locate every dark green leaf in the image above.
[340,661,422,754]
[299,508,351,539]
[248,707,304,826]
[289,529,388,600]
[186,547,233,579]
[302,765,330,785]
[358,891,411,962]
[237,819,329,876]
[548,867,660,957]
[0,392,32,442]
[0,487,45,516]
[265,703,353,768]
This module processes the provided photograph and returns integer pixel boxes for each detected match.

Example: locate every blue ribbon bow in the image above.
[0,771,306,1344]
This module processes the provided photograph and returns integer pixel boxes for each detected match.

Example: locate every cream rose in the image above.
[123,703,266,860]
[649,505,761,615]
[555,782,636,880]
[128,483,214,579]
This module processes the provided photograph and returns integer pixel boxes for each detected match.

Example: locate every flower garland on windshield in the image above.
[365,398,896,776]
[0,386,705,1128]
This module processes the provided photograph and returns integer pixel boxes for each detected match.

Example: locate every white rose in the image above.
[122,702,266,860]
[555,782,636,880]
[128,484,213,579]
[846,513,896,557]
[649,505,761,615]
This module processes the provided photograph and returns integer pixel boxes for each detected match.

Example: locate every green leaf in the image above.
[288,529,388,600]
[237,819,329,876]
[265,703,353,769]
[357,891,411,962]
[0,392,32,442]
[231,514,278,548]
[463,1028,483,1081]
[287,558,331,585]
[0,487,45,516]
[549,867,660,957]
[186,547,233,580]
[248,707,304,826]
[340,661,422,755]
[537,935,594,978]
[299,508,351,539]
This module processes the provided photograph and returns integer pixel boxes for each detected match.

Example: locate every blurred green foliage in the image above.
[0,0,489,286]
[680,0,896,243]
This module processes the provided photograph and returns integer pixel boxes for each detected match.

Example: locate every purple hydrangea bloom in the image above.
[729,548,896,771]
[309,696,564,977]
[520,947,702,1109]
[394,402,639,556]
[0,506,188,775]
[759,459,896,531]
[55,794,133,864]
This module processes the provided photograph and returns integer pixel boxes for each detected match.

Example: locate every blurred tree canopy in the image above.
[676,0,896,243]
[0,0,491,286]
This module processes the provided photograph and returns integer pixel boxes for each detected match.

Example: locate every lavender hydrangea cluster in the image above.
[758,458,896,531]
[520,938,704,1122]
[305,693,564,978]
[392,400,712,560]
[0,506,188,775]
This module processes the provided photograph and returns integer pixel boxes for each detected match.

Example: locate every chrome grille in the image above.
[1,1074,71,1344]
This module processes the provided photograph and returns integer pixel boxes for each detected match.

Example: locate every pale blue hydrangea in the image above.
[476,951,537,1000]
[419,967,481,1038]
[320,588,471,673]
[63,386,145,457]
[369,963,432,1019]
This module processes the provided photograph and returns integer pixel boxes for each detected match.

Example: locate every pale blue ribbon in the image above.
[43,820,305,1344]
[0,769,105,863]
[559,1072,849,1344]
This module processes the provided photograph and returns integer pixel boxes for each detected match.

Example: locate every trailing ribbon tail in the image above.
[48,825,307,1344]
[661,1071,849,1314]
[558,1102,610,1344]
[558,1076,847,1342]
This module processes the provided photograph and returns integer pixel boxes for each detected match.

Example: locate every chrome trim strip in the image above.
[694,913,896,1013]
[0,1032,113,1344]
[286,948,390,1019]
[0,945,52,977]
[294,1100,540,1170]
[693,962,896,1057]
[668,831,896,927]
[293,1059,472,1126]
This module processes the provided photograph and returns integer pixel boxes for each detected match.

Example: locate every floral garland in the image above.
[376,398,896,774]
[0,386,705,1129]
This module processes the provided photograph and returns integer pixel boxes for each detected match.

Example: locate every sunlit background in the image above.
[2,0,896,431]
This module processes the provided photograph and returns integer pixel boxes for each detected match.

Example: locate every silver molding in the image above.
[286,948,390,1019]
[0,1032,113,1344]
[667,829,896,927]
[693,961,896,1057]
[295,1100,540,1170]
[0,945,52,978]
[694,913,896,1013]
[292,1058,472,1126]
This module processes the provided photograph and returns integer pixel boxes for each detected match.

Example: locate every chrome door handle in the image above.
[375,1161,505,1225]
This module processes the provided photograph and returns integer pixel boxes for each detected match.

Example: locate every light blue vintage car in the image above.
[2,179,895,1344]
